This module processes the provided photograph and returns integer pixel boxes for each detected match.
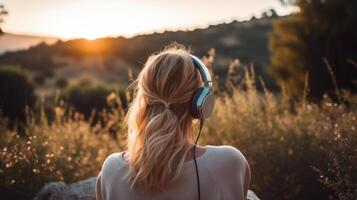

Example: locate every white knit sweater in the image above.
[96,145,248,200]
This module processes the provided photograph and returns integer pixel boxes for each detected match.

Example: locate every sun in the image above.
[48,1,124,40]
[44,1,168,40]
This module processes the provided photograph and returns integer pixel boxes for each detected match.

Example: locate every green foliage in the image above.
[62,77,112,119]
[0,66,35,122]
[269,0,357,97]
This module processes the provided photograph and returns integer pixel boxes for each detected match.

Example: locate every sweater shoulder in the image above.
[206,145,247,170]
[100,152,127,175]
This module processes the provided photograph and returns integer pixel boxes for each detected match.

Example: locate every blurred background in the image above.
[0,0,356,200]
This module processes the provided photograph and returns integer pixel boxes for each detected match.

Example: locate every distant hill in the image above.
[0,17,280,93]
[0,33,58,54]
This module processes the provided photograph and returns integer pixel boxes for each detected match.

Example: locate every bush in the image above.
[55,77,68,88]
[312,95,357,200]
[269,0,357,97]
[201,67,356,200]
[33,74,46,86]
[0,66,36,123]
[62,77,112,119]
[0,103,125,200]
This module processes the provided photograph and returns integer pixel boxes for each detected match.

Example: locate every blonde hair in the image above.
[125,45,202,193]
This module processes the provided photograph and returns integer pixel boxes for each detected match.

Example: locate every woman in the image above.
[96,45,251,200]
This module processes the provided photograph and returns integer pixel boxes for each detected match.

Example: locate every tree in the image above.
[269,0,357,97]
[261,9,279,18]
[0,4,8,35]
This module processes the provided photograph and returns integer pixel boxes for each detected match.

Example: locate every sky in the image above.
[1,0,297,40]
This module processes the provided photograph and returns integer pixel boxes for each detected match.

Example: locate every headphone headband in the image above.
[189,53,215,120]
[188,53,214,200]
[189,54,213,87]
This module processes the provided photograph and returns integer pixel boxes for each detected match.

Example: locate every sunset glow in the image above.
[43,1,176,40]
[2,0,296,40]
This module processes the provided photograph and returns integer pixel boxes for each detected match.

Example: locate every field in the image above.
[1,0,356,199]
[0,51,356,200]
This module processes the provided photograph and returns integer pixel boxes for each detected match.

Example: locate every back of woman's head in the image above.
[126,44,202,193]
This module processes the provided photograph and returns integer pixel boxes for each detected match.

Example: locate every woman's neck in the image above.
[123,144,207,163]
[184,144,207,162]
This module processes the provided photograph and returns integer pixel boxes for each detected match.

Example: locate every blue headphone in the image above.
[189,54,215,119]
[189,54,215,200]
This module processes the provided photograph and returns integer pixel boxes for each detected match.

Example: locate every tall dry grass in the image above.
[0,100,126,199]
[0,50,356,200]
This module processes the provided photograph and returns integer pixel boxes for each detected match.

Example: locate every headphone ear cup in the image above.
[201,93,215,119]
[191,87,205,119]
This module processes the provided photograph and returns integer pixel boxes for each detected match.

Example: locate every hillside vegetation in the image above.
[0,51,356,200]
[0,17,278,92]
[0,33,57,54]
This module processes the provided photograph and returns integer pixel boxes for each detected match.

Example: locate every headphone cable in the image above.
[193,119,204,200]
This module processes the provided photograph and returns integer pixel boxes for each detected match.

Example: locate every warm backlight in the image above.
[44,1,173,40]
